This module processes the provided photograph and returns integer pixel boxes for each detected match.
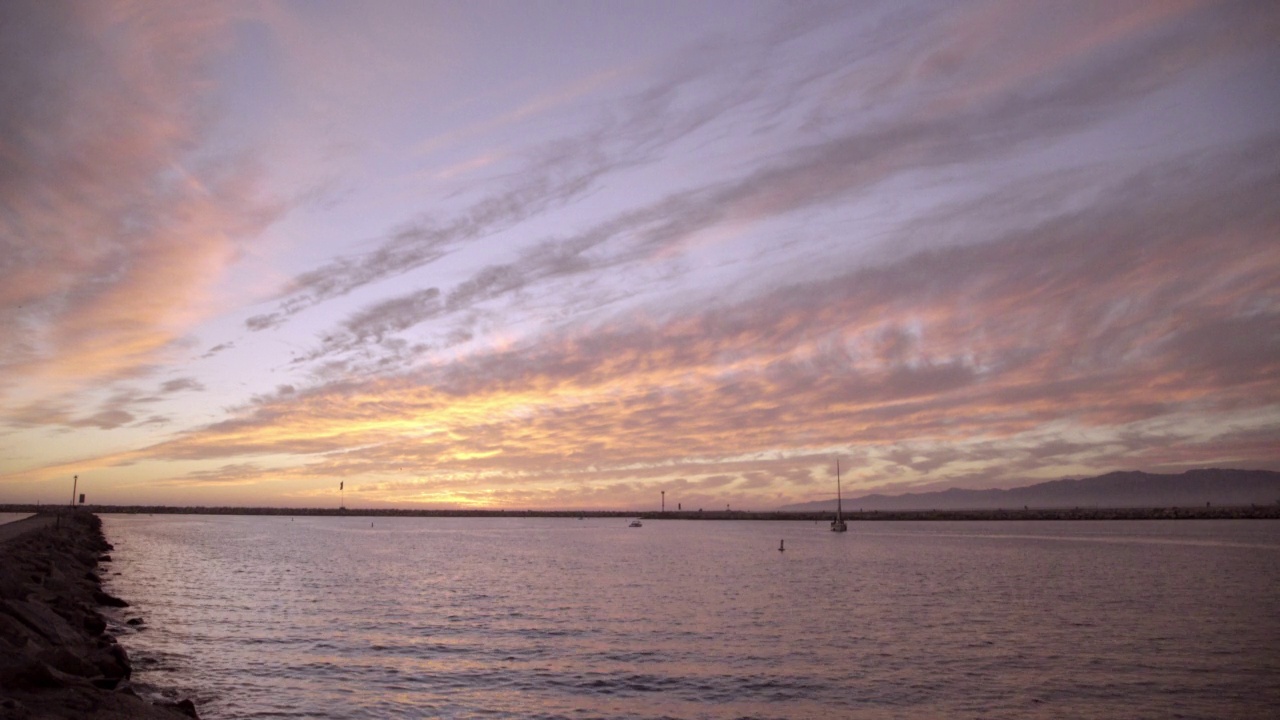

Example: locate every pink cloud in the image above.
[108,148,1278,505]
[0,3,278,392]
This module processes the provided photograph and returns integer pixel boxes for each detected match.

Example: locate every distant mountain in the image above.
[778,469,1280,511]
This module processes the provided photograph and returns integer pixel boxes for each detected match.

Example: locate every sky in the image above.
[1,0,1278,511]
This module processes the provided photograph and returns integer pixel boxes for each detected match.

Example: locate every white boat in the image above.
[831,459,848,532]
[629,519,643,527]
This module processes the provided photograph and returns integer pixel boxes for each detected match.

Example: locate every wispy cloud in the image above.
[0,2,279,401]
[117,135,1279,505]
[201,342,234,358]
[2,1,1277,507]
[242,5,889,330]
[161,377,206,394]
[162,462,271,487]
[275,0,1272,378]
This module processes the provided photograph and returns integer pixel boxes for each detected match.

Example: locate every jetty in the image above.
[2,504,1275,521]
[0,512,198,719]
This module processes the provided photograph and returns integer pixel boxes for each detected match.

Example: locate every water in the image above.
[100,516,1280,719]
[0,512,33,525]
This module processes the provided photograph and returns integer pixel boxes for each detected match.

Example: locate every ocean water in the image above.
[100,516,1280,719]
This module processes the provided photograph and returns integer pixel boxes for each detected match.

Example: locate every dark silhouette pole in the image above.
[70,475,78,508]
[661,491,665,513]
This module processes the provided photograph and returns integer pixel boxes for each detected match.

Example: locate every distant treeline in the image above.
[3,504,1278,521]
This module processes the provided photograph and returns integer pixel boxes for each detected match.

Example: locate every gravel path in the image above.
[0,513,55,545]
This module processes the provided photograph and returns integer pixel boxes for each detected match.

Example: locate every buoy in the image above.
[778,539,785,552]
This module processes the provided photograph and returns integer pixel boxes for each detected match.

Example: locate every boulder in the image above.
[4,599,85,648]
[163,698,201,719]
[92,591,129,608]
[0,513,194,719]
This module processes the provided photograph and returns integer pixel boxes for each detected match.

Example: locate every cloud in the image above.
[273,0,1279,379]
[5,1,1277,507]
[201,342,235,358]
[161,377,206,394]
[157,462,270,487]
[71,410,135,431]
[3,403,75,430]
[0,2,279,398]
[245,313,286,331]
[239,4,897,329]
[116,130,1279,503]
[2,381,176,433]
[303,288,442,359]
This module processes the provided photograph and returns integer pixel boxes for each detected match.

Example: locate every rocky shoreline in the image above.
[0,512,198,720]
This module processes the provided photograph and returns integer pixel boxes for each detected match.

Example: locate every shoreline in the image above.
[0,512,198,720]
[3,504,1278,521]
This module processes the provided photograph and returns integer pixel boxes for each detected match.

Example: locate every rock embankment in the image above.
[0,512,197,720]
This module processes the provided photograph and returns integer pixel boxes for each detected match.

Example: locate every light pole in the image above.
[70,475,78,508]
[661,491,665,513]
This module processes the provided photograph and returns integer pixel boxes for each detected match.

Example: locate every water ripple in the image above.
[103,516,1280,719]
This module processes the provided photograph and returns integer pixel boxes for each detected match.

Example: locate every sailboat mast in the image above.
[836,459,843,522]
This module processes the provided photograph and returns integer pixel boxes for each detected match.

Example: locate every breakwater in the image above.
[0,512,197,720]
[2,504,1277,521]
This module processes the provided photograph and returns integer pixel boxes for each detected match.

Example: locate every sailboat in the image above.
[830,459,848,532]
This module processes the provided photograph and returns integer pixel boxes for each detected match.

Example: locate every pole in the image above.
[661,491,665,513]
[70,475,78,508]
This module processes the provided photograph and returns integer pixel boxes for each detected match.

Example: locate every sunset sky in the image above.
[2,0,1278,510]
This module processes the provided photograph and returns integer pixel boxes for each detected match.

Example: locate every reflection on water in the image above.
[102,516,1280,719]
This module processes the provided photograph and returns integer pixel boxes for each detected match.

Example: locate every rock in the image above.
[162,698,200,719]
[36,647,99,678]
[83,614,106,636]
[4,599,85,648]
[109,642,131,677]
[0,611,39,648]
[0,571,27,602]
[90,675,122,690]
[92,591,129,608]
[2,660,91,691]
[86,642,131,680]
[126,617,144,627]
[0,513,193,719]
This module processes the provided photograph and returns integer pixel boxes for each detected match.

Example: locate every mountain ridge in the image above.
[779,468,1280,511]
